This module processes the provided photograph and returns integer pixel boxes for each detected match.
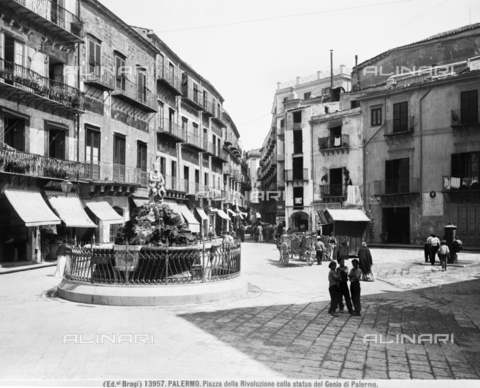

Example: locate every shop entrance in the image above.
[383,207,410,244]
[290,212,309,232]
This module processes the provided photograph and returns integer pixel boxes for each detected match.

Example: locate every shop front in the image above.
[289,211,310,232]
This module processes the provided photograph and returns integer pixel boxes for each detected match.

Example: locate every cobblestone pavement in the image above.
[0,243,479,382]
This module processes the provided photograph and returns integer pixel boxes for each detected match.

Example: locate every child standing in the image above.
[315,236,325,265]
[438,240,450,272]
[328,261,341,317]
[336,258,353,314]
[349,259,362,316]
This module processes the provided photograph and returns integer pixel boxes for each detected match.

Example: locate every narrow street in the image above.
[0,242,479,381]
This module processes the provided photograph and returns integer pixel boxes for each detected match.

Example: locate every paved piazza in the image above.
[0,241,480,383]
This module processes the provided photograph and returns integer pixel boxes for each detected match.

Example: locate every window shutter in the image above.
[451,154,461,178]
[0,33,4,59]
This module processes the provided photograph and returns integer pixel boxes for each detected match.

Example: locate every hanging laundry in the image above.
[347,185,356,204]
[334,136,341,147]
[443,177,451,190]
[451,177,461,189]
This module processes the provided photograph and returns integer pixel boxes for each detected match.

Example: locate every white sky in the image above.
[99,0,480,151]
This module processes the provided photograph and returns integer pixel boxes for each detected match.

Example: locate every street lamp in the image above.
[60,179,73,196]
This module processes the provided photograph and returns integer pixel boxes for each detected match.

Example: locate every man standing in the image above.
[329,232,337,261]
[425,234,433,263]
[265,224,270,243]
[337,258,353,314]
[430,234,440,266]
[315,236,325,265]
[257,223,263,243]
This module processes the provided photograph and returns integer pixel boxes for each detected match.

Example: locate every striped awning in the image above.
[217,209,231,221]
[195,207,208,221]
[178,204,200,233]
[4,189,60,227]
[86,202,123,223]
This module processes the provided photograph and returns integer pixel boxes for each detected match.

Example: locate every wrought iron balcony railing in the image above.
[164,175,179,191]
[10,0,84,43]
[185,131,204,150]
[202,158,210,169]
[385,116,415,135]
[320,184,346,198]
[83,67,115,91]
[157,119,186,141]
[158,63,182,94]
[203,100,215,116]
[112,77,157,112]
[451,109,479,126]
[285,169,309,182]
[373,178,420,196]
[0,145,86,181]
[0,58,85,111]
[319,134,350,152]
[182,85,203,110]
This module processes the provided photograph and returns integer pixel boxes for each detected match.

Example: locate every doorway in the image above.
[383,207,410,244]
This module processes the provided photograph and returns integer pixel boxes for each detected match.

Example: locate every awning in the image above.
[177,204,200,233]
[325,209,370,222]
[217,209,231,221]
[164,200,179,213]
[227,208,237,217]
[4,189,60,227]
[86,202,123,223]
[317,211,329,225]
[45,192,97,228]
[132,197,149,207]
[195,207,208,221]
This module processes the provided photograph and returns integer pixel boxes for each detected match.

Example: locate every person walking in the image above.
[349,259,362,316]
[424,235,433,263]
[253,224,259,242]
[239,224,245,243]
[358,242,374,281]
[314,236,325,265]
[337,258,353,314]
[438,240,450,271]
[257,223,264,243]
[53,239,68,278]
[328,261,341,317]
[265,224,270,243]
[430,234,440,266]
[329,232,337,261]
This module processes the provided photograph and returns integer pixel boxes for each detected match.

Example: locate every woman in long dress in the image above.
[357,242,374,281]
[53,239,68,278]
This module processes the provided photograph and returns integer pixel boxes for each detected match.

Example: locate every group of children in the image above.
[327,258,362,317]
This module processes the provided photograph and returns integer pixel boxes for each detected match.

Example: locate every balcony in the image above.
[223,165,232,175]
[158,64,182,95]
[0,147,86,181]
[83,68,115,91]
[285,169,309,182]
[224,132,234,146]
[232,171,241,181]
[206,142,228,162]
[442,176,480,203]
[112,77,157,113]
[451,109,480,137]
[384,116,415,145]
[278,154,285,163]
[319,134,350,156]
[320,184,346,202]
[157,119,186,142]
[202,158,210,169]
[373,178,420,206]
[277,179,285,189]
[164,175,180,192]
[111,165,147,186]
[182,85,203,110]
[0,58,85,116]
[2,0,84,44]
[277,126,285,139]
[212,105,225,127]
[184,131,205,151]
[202,100,215,117]
[183,180,198,196]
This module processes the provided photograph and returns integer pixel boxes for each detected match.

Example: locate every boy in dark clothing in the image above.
[336,258,353,314]
[328,261,341,317]
[349,259,362,316]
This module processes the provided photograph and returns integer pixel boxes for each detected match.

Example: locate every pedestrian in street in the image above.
[53,239,68,278]
[253,225,259,242]
[424,235,433,263]
[337,258,353,314]
[257,224,264,243]
[315,236,325,265]
[269,224,275,242]
[328,261,341,317]
[438,240,450,272]
[349,259,362,316]
[358,242,374,281]
[451,236,462,264]
[329,232,337,261]
[265,224,270,243]
[430,234,440,266]
[239,224,245,243]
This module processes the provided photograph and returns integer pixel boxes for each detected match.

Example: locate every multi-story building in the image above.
[353,23,480,247]
[245,148,261,222]
[257,67,352,231]
[0,0,246,264]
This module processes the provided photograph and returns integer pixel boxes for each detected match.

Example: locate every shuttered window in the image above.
[88,39,101,78]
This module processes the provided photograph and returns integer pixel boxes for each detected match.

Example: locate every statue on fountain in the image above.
[149,162,166,202]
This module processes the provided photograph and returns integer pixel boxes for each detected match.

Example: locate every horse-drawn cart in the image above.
[277,233,316,266]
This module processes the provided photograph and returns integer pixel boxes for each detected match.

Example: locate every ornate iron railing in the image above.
[0,58,85,110]
[0,145,86,180]
[157,119,186,141]
[65,243,241,285]
[451,109,479,126]
[158,63,181,93]
[13,0,84,40]
[374,178,420,195]
[385,116,415,135]
[320,184,346,197]
[285,169,309,181]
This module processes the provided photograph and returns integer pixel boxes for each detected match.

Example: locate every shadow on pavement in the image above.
[178,279,480,380]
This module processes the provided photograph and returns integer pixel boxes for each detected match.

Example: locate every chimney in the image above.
[277,82,281,90]
[340,65,346,74]
[296,76,300,85]
[355,55,358,67]
[317,71,322,79]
